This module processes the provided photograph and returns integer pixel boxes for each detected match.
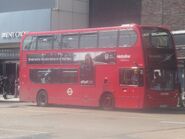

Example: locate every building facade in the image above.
[141,0,185,30]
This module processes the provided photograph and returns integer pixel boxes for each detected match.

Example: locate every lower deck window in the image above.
[149,69,176,91]
[30,68,78,84]
[119,68,144,86]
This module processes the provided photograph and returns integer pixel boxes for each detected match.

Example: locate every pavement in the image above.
[0,95,19,102]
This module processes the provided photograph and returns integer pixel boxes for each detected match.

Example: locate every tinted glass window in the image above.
[62,69,78,83]
[63,35,79,49]
[149,69,176,91]
[80,33,97,48]
[173,34,185,46]
[53,35,62,50]
[23,36,37,50]
[142,28,173,49]
[30,69,78,84]
[119,68,144,86]
[37,36,53,50]
[119,30,137,47]
[99,30,117,48]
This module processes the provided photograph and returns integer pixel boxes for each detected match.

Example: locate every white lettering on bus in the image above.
[117,54,131,59]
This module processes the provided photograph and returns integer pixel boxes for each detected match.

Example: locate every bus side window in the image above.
[119,68,143,86]
[119,30,137,47]
[61,69,78,84]
[80,33,98,48]
[37,36,53,50]
[62,34,79,49]
[99,30,118,48]
[23,36,37,50]
[53,35,62,50]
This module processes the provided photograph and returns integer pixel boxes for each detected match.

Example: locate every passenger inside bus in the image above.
[151,71,162,90]
[131,69,140,85]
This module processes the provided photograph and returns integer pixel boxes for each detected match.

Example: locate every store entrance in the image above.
[0,61,19,95]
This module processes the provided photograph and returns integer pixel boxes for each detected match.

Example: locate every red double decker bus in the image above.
[19,24,179,109]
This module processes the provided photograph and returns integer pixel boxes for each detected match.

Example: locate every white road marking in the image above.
[160,121,185,125]
[0,127,48,134]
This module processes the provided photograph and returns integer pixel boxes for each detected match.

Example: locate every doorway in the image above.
[0,61,19,95]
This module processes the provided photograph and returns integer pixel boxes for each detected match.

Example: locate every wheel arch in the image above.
[99,91,115,109]
[36,89,48,106]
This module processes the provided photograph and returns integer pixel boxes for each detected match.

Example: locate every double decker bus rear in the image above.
[142,26,179,108]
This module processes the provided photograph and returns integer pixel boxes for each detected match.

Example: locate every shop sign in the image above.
[1,31,27,40]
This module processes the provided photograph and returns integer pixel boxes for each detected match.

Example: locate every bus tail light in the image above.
[122,88,127,93]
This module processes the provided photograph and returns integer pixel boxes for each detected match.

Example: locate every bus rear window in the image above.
[149,69,176,91]
[142,28,173,49]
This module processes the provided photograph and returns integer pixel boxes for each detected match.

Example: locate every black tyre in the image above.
[100,93,114,110]
[36,90,48,107]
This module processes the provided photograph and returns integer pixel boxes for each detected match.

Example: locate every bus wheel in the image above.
[100,93,114,110]
[36,90,48,107]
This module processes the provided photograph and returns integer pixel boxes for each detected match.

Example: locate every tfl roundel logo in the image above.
[67,88,73,96]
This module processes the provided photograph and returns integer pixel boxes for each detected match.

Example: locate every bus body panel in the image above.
[19,24,179,109]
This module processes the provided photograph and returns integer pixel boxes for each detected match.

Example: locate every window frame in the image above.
[118,29,138,48]
[29,68,79,84]
[98,30,119,48]
[119,68,144,86]
[36,35,54,50]
[62,34,80,49]
[142,27,173,49]
[79,32,98,49]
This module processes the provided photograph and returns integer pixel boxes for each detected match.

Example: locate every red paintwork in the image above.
[19,24,178,109]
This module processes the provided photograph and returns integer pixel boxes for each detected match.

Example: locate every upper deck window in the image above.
[23,36,37,50]
[142,28,173,49]
[99,30,118,48]
[63,34,79,49]
[119,30,137,47]
[37,36,53,50]
[23,35,56,50]
[53,35,62,50]
[23,29,138,50]
[80,33,98,48]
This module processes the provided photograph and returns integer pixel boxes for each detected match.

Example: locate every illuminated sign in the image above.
[1,31,27,39]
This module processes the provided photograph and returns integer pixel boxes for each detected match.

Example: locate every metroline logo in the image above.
[117,54,131,59]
